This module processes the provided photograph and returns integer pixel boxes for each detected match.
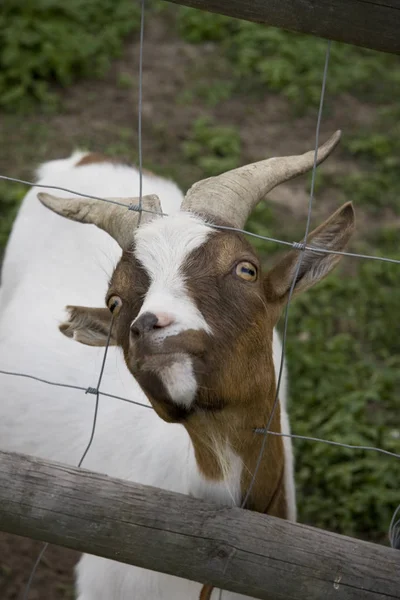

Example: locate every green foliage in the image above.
[176,7,400,108]
[283,247,400,537]
[178,80,235,108]
[0,0,140,110]
[0,182,26,250]
[117,72,135,90]
[339,172,400,215]
[335,127,400,214]
[182,116,241,176]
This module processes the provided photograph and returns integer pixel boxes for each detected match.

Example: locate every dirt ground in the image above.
[0,10,394,600]
[0,534,78,599]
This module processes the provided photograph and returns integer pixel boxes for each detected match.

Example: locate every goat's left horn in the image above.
[37,193,162,250]
[182,130,341,228]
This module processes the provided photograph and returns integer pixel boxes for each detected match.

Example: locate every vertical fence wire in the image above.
[21,315,116,600]
[240,41,332,511]
[19,0,148,590]
[136,0,145,225]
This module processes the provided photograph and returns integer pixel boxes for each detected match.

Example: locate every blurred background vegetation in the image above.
[0,0,399,557]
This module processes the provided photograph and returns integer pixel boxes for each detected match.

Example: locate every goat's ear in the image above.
[264,202,355,301]
[59,306,118,347]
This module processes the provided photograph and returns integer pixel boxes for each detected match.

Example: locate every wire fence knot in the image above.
[292,241,306,251]
[85,387,98,395]
[128,203,141,212]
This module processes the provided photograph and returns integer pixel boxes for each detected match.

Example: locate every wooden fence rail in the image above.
[165,0,400,55]
[0,450,399,599]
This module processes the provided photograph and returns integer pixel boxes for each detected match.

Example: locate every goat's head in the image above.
[38,131,354,426]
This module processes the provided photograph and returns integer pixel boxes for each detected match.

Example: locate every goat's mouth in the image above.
[128,350,201,422]
[129,329,208,370]
[126,330,209,416]
[131,350,187,372]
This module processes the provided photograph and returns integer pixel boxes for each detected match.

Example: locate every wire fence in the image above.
[0,0,399,598]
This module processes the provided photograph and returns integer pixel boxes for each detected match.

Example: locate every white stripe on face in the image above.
[133,212,214,340]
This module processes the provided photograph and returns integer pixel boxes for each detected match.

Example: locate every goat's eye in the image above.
[235,261,258,282]
[107,295,122,315]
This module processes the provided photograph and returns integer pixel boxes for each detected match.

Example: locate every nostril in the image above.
[130,311,175,337]
[130,312,159,337]
[130,323,140,338]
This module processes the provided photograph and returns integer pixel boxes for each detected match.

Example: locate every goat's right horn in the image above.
[182,130,341,229]
[37,193,162,250]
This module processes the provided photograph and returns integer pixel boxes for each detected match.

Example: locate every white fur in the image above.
[272,330,297,521]
[191,442,243,507]
[159,356,198,408]
[0,153,294,599]
[133,213,213,406]
[134,212,213,338]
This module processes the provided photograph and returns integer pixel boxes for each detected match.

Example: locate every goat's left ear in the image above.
[264,202,355,300]
[59,306,118,346]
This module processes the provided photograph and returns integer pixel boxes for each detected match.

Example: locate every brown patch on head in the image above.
[75,152,157,177]
[75,152,121,167]
[106,250,149,338]
[181,228,279,406]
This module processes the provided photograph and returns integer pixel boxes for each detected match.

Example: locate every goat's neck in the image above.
[184,379,287,517]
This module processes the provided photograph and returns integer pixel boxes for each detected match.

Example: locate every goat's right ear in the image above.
[59,306,118,347]
[264,202,355,302]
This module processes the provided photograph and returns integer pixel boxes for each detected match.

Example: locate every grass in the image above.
[182,116,242,176]
[0,2,399,544]
[0,182,26,251]
[0,0,141,111]
[340,124,400,215]
[286,246,400,537]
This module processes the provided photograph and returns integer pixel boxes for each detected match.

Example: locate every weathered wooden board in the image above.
[0,450,399,599]
[166,0,400,55]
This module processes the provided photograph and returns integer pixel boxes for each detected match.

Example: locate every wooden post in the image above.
[0,450,399,599]
[165,0,400,55]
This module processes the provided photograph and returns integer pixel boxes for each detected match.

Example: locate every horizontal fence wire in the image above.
[2,173,400,266]
[0,367,399,461]
[0,0,398,597]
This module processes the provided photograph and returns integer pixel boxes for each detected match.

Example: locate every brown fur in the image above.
[76,152,157,177]
[60,202,355,515]
[76,153,120,167]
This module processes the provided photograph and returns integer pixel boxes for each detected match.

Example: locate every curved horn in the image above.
[182,130,341,228]
[37,193,162,250]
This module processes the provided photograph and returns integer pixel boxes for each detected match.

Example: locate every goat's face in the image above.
[106,213,274,421]
[57,203,354,422]
[39,131,355,423]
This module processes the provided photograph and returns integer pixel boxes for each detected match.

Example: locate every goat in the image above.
[0,132,354,599]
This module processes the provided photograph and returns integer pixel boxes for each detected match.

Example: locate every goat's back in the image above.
[0,154,283,600]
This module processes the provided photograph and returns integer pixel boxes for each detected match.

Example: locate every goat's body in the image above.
[0,155,294,599]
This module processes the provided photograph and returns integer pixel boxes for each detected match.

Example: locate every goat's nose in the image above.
[130,311,174,337]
